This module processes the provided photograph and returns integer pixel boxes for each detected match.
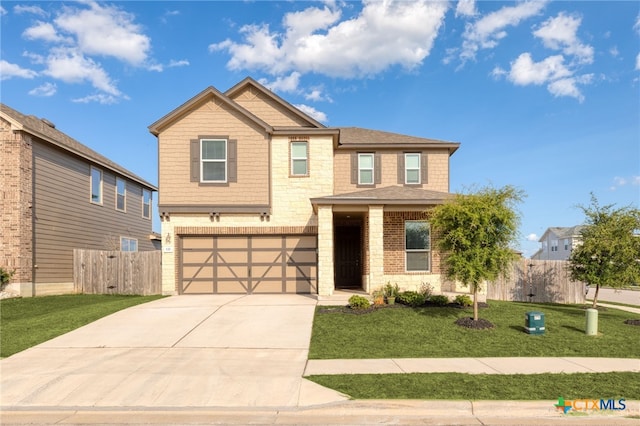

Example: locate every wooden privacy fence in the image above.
[74,249,161,295]
[487,259,586,304]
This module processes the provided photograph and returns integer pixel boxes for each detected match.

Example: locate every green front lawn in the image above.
[309,301,640,359]
[308,372,640,400]
[0,294,163,357]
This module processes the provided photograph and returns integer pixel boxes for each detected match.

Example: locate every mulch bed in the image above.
[317,302,489,315]
[624,319,640,326]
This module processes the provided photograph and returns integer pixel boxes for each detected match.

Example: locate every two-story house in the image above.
[531,226,585,260]
[1,103,158,297]
[149,78,459,296]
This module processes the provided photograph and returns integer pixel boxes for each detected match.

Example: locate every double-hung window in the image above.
[120,237,138,252]
[142,189,151,219]
[564,239,570,251]
[358,153,374,185]
[405,221,430,271]
[551,240,558,252]
[116,178,126,212]
[201,139,227,182]
[90,167,102,204]
[405,153,421,184]
[291,142,308,176]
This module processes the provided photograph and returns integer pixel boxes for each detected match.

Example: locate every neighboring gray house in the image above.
[531,226,585,260]
[0,103,158,297]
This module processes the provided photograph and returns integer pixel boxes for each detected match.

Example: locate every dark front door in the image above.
[334,225,362,289]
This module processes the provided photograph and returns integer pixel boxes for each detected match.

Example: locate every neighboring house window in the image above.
[358,153,374,185]
[90,167,102,204]
[405,221,430,271]
[564,239,570,251]
[120,237,138,252]
[201,139,226,182]
[116,178,126,212]
[405,153,421,184]
[142,189,151,219]
[542,241,548,252]
[551,240,558,252]
[291,142,308,176]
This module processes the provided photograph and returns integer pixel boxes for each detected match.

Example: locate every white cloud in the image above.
[211,0,448,78]
[294,104,328,123]
[635,14,640,35]
[611,175,640,190]
[507,53,571,86]
[23,21,69,43]
[460,1,547,63]
[168,59,189,68]
[54,1,150,65]
[43,48,121,96]
[72,93,121,105]
[1,6,7,16]
[547,74,592,102]
[533,13,593,64]
[609,46,619,58]
[305,88,332,102]
[0,60,38,80]
[636,53,640,71]
[28,82,57,97]
[259,72,301,93]
[455,0,477,18]
[14,5,47,16]
[22,51,46,65]
[526,233,539,242]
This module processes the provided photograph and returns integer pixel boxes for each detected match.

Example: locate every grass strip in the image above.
[307,372,640,400]
[310,301,640,359]
[0,294,163,357]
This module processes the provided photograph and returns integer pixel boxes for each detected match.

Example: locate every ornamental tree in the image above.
[430,185,524,321]
[568,195,640,309]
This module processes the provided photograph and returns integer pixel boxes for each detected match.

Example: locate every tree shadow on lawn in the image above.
[561,325,586,334]
[411,305,475,320]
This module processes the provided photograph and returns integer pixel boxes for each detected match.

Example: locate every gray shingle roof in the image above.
[1,103,157,190]
[337,127,459,153]
[311,185,453,206]
[548,225,586,239]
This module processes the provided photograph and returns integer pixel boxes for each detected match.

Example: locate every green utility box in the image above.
[525,311,545,335]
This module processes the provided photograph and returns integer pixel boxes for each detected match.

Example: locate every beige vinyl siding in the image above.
[158,99,270,206]
[230,86,311,127]
[32,141,155,284]
[334,149,450,194]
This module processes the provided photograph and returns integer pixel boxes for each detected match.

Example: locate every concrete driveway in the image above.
[0,294,347,408]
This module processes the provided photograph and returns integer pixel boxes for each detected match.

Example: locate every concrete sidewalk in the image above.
[305,356,640,375]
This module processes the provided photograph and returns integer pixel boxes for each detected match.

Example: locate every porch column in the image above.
[317,204,334,296]
[367,205,384,294]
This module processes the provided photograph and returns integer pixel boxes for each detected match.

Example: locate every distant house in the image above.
[0,103,158,297]
[149,77,462,296]
[531,226,585,260]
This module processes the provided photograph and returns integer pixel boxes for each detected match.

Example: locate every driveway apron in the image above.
[0,294,345,408]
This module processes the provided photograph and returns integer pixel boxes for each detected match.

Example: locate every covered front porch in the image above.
[311,186,454,297]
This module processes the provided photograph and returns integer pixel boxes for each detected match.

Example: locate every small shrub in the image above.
[454,294,473,307]
[348,295,370,310]
[430,294,450,306]
[383,282,399,298]
[1,267,15,290]
[397,291,426,307]
[419,282,434,299]
[372,288,385,306]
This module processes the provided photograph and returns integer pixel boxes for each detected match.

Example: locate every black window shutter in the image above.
[228,139,237,183]
[374,153,381,184]
[421,153,428,184]
[351,152,357,184]
[397,153,405,184]
[190,139,200,182]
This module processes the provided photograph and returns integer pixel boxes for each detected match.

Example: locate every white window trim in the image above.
[405,153,421,184]
[142,189,152,220]
[551,239,558,252]
[200,139,227,183]
[115,177,126,212]
[120,236,138,252]
[290,141,308,176]
[358,153,374,185]
[90,166,103,205]
[405,221,431,272]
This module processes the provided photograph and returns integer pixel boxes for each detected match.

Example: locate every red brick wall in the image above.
[0,122,33,284]
[383,211,441,274]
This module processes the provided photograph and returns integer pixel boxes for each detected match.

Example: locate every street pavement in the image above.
[587,287,640,306]
[1,294,639,425]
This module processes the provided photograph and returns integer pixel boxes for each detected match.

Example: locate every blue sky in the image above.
[1,0,638,257]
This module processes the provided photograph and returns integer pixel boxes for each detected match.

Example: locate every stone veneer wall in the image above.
[0,120,33,296]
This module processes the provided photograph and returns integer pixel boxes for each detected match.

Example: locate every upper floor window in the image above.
[405,153,421,184]
[358,153,374,185]
[90,167,102,204]
[564,238,570,251]
[551,240,558,252]
[405,221,430,271]
[116,178,126,212]
[120,237,138,252]
[142,189,151,219]
[201,139,226,182]
[291,142,308,176]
